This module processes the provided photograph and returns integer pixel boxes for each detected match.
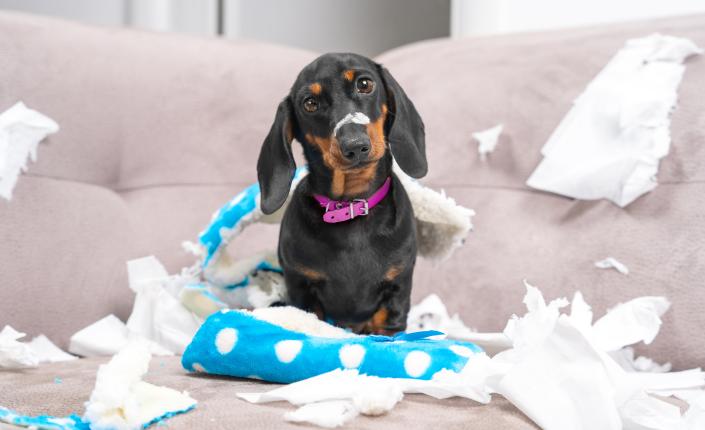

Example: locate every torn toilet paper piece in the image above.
[526,34,703,207]
[69,314,172,358]
[0,326,75,369]
[125,256,202,354]
[284,401,359,428]
[26,335,77,363]
[595,257,630,274]
[591,296,670,352]
[0,102,59,200]
[0,326,39,369]
[492,284,702,430]
[611,347,672,373]
[84,341,196,430]
[241,285,704,429]
[472,124,504,160]
[286,384,404,428]
[70,256,202,357]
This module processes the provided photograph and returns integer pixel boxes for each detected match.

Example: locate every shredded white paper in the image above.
[239,284,705,429]
[69,256,202,357]
[0,326,76,369]
[527,34,703,207]
[0,102,59,200]
[472,124,504,160]
[0,325,39,369]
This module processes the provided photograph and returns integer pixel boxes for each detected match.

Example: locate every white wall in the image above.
[452,0,705,37]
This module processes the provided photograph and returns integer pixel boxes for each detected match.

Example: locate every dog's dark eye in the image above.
[303,97,318,113]
[356,77,374,94]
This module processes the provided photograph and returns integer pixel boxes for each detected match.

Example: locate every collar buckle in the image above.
[354,199,369,216]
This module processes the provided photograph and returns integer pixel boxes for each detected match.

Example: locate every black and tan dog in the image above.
[257,53,426,334]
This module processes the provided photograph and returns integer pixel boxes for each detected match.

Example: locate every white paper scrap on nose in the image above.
[333,112,370,137]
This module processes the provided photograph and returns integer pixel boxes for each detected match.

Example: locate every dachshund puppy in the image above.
[257,53,426,334]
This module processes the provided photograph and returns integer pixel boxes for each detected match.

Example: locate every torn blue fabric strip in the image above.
[0,407,88,430]
[0,404,196,430]
[198,166,308,268]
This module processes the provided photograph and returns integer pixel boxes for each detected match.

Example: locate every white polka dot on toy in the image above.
[215,327,238,355]
[192,363,206,372]
[404,351,431,377]
[449,345,475,358]
[339,344,366,369]
[275,340,303,363]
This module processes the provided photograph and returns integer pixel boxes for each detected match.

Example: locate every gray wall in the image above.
[0,0,451,58]
[0,0,126,26]
[231,0,450,57]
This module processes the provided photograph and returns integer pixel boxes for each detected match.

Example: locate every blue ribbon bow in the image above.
[369,330,445,342]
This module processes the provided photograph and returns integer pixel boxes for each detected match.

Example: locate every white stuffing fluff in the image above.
[393,162,475,261]
[83,341,196,430]
[250,306,357,339]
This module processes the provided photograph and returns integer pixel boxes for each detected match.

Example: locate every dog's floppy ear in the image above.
[377,65,427,178]
[257,97,296,215]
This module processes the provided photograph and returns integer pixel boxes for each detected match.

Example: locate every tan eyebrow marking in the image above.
[343,70,355,82]
[310,82,322,95]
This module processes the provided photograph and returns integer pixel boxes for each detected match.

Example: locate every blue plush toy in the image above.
[179,164,479,383]
[182,306,482,384]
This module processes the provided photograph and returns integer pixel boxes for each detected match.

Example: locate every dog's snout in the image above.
[340,138,370,161]
[337,122,371,163]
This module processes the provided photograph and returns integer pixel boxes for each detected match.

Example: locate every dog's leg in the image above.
[370,269,413,335]
[283,270,325,319]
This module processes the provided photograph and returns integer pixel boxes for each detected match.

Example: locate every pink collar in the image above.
[313,177,392,224]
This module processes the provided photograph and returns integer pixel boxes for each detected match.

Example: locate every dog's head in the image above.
[257,53,426,214]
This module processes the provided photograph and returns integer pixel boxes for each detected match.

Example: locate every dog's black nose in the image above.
[340,138,371,162]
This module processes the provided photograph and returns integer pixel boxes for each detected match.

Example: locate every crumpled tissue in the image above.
[0,102,59,200]
[527,34,703,207]
[239,284,705,429]
[472,124,504,160]
[70,256,202,357]
[0,325,76,369]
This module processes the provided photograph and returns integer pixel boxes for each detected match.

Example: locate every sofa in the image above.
[1,10,703,429]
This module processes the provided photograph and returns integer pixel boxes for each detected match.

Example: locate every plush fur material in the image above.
[182,306,482,384]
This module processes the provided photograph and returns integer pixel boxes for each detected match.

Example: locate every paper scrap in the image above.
[71,256,202,357]
[595,257,630,275]
[69,314,174,358]
[70,315,131,357]
[591,296,670,352]
[285,401,358,428]
[472,124,504,160]
[26,335,77,363]
[240,284,705,429]
[527,34,703,207]
[0,102,59,200]
[611,347,672,373]
[126,256,202,355]
[83,341,196,430]
[0,325,39,369]
[1,326,77,369]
